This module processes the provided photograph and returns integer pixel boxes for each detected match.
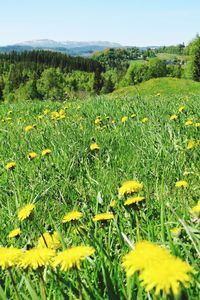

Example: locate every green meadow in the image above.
[0,78,199,299]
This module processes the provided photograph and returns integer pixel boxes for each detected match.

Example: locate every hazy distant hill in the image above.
[0,39,122,56]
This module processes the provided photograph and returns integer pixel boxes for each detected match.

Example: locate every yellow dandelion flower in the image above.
[124,196,145,206]
[28,152,37,160]
[41,149,51,156]
[37,232,61,250]
[90,143,100,151]
[8,228,21,238]
[121,116,128,123]
[5,162,16,170]
[95,116,102,125]
[0,247,22,270]
[92,212,114,222]
[62,211,83,223]
[18,248,55,270]
[175,180,189,188]
[185,120,193,126]
[186,140,197,150]
[190,200,200,216]
[170,114,178,121]
[194,122,200,127]
[18,203,35,221]
[122,241,169,277]
[141,117,148,123]
[51,111,60,120]
[109,200,117,208]
[178,106,185,113]
[170,227,182,238]
[122,240,194,296]
[52,246,95,271]
[118,180,143,196]
[24,125,34,132]
[140,256,194,296]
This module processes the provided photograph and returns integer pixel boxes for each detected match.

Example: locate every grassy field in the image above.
[156,53,189,62]
[0,81,199,299]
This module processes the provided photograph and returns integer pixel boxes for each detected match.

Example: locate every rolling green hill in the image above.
[111,77,200,97]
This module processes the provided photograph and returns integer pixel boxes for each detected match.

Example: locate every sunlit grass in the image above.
[0,92,199,299]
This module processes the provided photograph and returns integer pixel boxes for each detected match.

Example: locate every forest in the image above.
[0,36,200,102]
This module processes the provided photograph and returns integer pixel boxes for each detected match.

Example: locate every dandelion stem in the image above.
[75,267,83,300]
[8,268,21,300]
[39,270,47,300]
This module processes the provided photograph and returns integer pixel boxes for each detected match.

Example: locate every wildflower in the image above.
[140,256,194,296]
[25,125,34,132]
[51,111,60,120]
[190,200,200,216]
[52,246,95,271]
[95,116,101,125]
[122,240,194,296]
[5,162,16,170]
[90,143,100,151]
[18,203,35,221]
[62,211,83,223]
[121,116,128,123]
[122,241,169,277]
[41,149,51,156]
[185,120,193,126]
[170,114,178,121]
[178,106,185,113]
[109,200,117,208]
[119,180,143,196]
[187,140,197,150]
[175,180,189,188]
[0,247,22,270]
[194,122,200,127]
[124,196,145,206]
[37,232,61,250]
[92,212,114,222]
[8,228,21,238]
[18,248,55,270]
[170,227,182,238]
[141,117,148,123]
[28,152,37,160]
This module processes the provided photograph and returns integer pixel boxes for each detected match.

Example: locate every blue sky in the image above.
[0,0,199,46]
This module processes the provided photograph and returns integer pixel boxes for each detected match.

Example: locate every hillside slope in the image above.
[111,78,200,97]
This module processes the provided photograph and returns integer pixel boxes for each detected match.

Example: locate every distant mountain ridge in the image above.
[0,39,122,56]
[16,39,121,48]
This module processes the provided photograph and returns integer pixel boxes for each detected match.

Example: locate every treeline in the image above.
[155,44,186,55]
[0,50,104,73]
